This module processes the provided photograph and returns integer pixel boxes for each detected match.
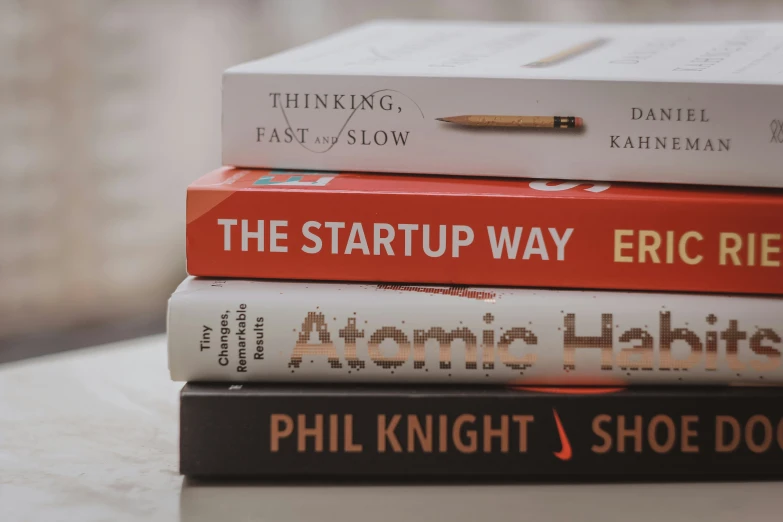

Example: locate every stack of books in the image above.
[168,21,783,478]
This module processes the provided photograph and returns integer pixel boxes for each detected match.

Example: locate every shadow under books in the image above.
[179,474,781,522]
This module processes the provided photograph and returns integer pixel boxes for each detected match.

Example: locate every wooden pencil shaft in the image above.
[437,115,582,128]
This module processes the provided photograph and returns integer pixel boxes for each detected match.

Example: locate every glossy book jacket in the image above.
[186,168,783,295]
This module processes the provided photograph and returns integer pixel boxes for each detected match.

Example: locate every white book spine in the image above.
[221,22,783,187]
[167,278,783,384]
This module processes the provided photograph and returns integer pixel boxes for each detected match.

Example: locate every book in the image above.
[186,168,783,295]
[223,21,783,187]
[167,277,783,385]
[179,383,783,477]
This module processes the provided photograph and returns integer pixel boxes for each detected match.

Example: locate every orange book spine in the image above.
[186,169,783,295]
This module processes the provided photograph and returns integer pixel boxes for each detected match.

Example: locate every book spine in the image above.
[166,279,783,384]
[180,384,783,478]
[185,180,783,295]
[222,74,783,187]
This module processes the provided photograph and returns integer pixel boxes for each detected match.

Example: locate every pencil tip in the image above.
[435,118,446,122]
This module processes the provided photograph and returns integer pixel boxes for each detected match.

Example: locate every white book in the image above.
[223,20,783,187]
[167,277,783,384]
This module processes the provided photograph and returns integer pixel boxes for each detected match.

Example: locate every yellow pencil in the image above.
[435,115,583,128]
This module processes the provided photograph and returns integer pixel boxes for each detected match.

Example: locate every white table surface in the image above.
[2,334,782,521]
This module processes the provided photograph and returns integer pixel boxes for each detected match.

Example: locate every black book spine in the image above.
[180,384,783,478]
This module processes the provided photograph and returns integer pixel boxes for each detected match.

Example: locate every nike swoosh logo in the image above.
[552,409,573,461]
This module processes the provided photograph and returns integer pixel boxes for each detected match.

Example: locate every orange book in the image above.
[186,169,783,295]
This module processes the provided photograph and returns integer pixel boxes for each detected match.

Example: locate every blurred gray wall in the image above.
[1,0,782,341]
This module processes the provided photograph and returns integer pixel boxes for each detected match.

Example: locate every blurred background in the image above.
[2,0,783,362]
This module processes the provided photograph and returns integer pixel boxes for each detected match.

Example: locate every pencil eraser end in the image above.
[575,117,583,127]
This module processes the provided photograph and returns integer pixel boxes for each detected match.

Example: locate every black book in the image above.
[180,383,783,478]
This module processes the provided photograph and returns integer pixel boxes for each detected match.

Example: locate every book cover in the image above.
[186,168,783,295]
[167,277,783,385]
[180,383,783,477]
[223,21,783,187]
